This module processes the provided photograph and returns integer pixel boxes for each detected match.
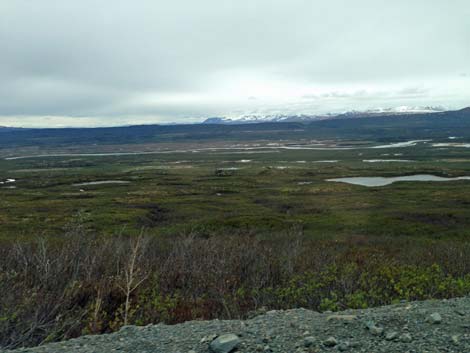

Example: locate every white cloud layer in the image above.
[1,0,469,127]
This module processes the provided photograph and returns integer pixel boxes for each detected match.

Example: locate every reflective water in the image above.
[327,174,470,187]
[73,180,130,186]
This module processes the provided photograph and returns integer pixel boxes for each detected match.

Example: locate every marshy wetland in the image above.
[2,138,470,239]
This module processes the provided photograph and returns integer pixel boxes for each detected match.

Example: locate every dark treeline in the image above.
[1,107,470,149]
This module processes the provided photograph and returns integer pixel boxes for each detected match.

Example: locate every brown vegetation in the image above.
[1,224,470,349]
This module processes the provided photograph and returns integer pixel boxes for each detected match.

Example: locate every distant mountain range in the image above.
[202,106,449,124]
[1,106,470,149]
[0,126,24,131]
[1,106,469,130]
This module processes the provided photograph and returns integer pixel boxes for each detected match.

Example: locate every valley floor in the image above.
[2,135,470,349]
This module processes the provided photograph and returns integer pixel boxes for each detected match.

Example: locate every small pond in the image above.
[73,180,131,186]
[327,174,470,187]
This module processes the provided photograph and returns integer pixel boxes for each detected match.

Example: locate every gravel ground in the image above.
[4,297,470,353]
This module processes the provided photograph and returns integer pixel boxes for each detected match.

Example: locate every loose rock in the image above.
[326,315,357,322]
[430,312,442,324]
[303,336,315,347]
[399,333,413,343]
[369,326,384,336]
[323,337,337,347]
[209,334,241,353]
[5,297,470,353]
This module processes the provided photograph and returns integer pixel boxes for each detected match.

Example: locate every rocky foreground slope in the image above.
[5,297,470,353]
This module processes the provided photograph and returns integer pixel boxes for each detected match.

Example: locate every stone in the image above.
[385,331,398,341]
[119,325,138,333]
[209,334,241,353]
[349,341,361,348]
[326,315,357,322]
[370,326,384,336]
[399,333,413,343]
[365,321,383,336]
[323,337,337,347]
[365,321,376,330]
[303,336,315,347]
[338,342,349,351]
[201,334,218,343]
[429,312,442,324]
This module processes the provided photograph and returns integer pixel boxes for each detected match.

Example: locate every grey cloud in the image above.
[0,0,469,126]
[301,87,429,101]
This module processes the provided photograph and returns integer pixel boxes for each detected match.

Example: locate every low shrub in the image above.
[1,226,470,348]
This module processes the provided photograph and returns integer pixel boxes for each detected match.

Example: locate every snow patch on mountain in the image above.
[202,106,447,124]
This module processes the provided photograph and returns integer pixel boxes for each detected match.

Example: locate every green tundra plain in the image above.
[2,138,470,240]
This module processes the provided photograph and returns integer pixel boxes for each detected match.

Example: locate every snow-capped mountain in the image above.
[202,114,326,124]
[339,106,446,116]
[202,106,447,124]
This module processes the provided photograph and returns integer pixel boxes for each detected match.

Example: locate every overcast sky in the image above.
[1,0,469,127]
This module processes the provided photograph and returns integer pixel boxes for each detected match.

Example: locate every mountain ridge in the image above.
[202,105,450,124]
[0,106,468,130]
